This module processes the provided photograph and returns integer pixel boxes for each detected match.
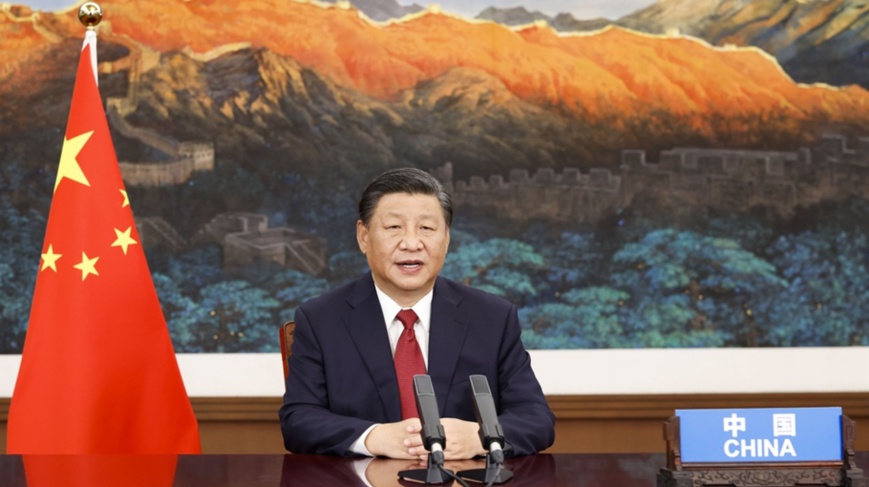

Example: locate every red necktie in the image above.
[394,309,426,419]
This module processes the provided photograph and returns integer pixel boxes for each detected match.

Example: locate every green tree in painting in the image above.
[442,238,545,306]
[268,269,330,324]
[173,280,280,352]
[325,250,370,284]
[152,272,199,350]
[0,195,43,353]
[520,286,631,348]
[759,230,869,346]
[161,245,225,296]
[532,230,605,293]
[610,229,785,347]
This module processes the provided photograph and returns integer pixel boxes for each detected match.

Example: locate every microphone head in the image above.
[413,374,435,396]
[469,374,492,395]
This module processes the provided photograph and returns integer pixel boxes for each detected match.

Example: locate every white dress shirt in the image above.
[375,285,432,368]
[348,285,434,456]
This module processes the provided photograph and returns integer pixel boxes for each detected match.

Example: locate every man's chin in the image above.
[389,276,433,292]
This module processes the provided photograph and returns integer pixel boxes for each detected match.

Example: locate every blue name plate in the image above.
[676,407,842,463]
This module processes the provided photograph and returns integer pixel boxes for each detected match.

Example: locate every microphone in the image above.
[469,374,506,464]
[398,374,454,484]
[457,375,514,484]
[414,374,446,466]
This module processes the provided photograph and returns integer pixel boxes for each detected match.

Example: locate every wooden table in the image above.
[1,452,866,486]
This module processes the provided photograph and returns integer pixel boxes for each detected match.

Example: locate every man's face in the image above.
[357,192,450,307]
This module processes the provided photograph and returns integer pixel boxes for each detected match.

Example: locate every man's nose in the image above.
[399,230,423,249]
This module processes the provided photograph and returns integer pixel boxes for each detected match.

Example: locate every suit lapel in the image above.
[427,278,469,413]
[343,274,402,422]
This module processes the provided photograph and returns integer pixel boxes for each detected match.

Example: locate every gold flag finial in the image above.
[78,2,102,30]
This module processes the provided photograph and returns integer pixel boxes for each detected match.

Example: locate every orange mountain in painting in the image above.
[3,0,869,138]
[113,1,869,107]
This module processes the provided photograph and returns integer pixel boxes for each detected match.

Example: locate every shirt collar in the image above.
[373,284,433,332]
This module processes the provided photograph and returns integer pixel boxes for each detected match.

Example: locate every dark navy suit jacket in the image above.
[279,273,555,456]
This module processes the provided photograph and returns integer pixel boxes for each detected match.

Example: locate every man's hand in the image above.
[406,417,486,460]
[365,419,423,459]
[367,417,486,460]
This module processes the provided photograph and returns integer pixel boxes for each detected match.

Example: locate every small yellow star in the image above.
[120,189,129,208]
[54,131,94,193]
[111,226,138,255]
[40,245,62,272]
[73,252,99,281]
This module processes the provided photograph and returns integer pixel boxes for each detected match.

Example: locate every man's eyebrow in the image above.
[381,211,439,220]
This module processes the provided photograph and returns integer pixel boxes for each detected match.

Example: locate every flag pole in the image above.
[78,2,102,84]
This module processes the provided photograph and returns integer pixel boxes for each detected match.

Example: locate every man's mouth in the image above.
[397,260,423,269]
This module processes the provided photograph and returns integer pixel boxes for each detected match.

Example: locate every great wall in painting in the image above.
[7,3,869,276]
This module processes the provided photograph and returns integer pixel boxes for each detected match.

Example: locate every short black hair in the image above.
[358,167,453,227]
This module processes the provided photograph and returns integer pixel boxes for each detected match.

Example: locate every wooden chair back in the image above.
[279,321,295,380]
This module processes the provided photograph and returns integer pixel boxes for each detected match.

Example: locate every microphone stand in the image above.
[457,442,514,485]
[398,444,453,484]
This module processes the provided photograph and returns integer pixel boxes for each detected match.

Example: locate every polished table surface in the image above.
[1,453,867,487]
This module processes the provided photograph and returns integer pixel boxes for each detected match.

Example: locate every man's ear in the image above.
[356,220,368,254]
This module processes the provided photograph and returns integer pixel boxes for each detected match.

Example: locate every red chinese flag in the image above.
[6,32,201,454]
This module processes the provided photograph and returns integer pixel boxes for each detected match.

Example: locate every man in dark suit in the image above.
[279,168,554,459]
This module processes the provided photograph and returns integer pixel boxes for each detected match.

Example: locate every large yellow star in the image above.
[54,130,94,193]
[73,252,99,281]
[120,189,130,208]
[111,226,138,255]
[40,244,62,272]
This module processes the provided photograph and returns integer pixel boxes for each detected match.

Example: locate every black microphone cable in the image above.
[437,463,471,487]
[485,465,503,487]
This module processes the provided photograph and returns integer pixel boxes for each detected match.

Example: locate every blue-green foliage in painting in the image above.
[3,158,869,352]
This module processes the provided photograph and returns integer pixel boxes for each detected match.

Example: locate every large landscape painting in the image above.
[2,0,869,354]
